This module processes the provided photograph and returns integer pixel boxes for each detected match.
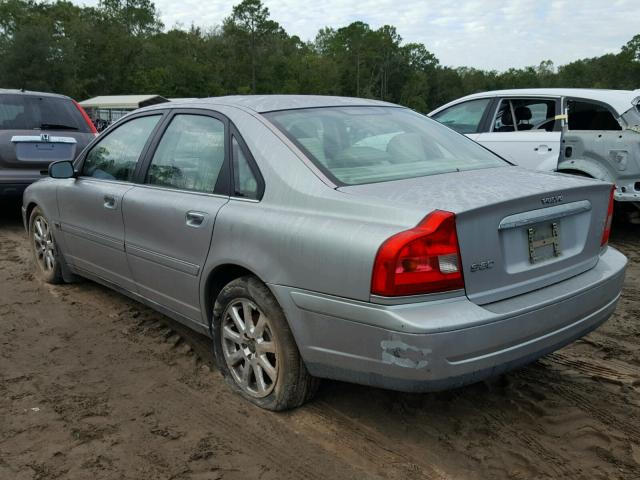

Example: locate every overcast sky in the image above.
[79,0,639,71]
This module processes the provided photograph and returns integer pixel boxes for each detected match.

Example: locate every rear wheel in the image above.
[29,207,63,284]
[212,276,318,410]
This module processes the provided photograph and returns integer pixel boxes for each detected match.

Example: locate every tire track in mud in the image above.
[522,365,640,445]
[446,390,585,479]
[289,401,451,480]
[543,352,640,385]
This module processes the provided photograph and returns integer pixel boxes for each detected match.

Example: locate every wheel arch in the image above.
[25,201,39,226]
[557,158,613,182]
[202,263,265,332]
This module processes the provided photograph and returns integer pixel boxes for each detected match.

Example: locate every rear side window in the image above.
[146,114,226,194]
[82,115,161,182]
[431,99,491,134]
[0,94,91,132]
[568,100,621,130]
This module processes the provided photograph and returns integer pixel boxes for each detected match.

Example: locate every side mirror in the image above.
[48,160,75,179]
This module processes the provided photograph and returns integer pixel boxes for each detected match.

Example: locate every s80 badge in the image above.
[470,260,494,272]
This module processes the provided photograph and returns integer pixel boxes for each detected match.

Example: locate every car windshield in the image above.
[0,94,89,132]
[265,106,507,185]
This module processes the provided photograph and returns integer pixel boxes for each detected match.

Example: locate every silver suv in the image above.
[0,89,97,196]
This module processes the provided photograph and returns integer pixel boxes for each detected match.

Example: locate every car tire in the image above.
[28,206,64,284]
[212,276,319,411]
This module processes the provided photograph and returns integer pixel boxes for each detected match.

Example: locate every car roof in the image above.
[429,88,640,117]
[163,95,398,113]
[0,88,71,100]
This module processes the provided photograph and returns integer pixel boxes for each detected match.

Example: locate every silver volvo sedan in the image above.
[22,95,627,410]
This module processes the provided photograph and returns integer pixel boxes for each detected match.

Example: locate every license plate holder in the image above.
[527,222,561,264]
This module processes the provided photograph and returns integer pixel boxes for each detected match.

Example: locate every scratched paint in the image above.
[381,340,431,369]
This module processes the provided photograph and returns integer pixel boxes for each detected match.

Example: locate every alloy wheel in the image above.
[32,215,56,272]
[221,299,278,398]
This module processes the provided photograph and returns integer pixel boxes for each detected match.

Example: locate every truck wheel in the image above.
[212,276,318,411]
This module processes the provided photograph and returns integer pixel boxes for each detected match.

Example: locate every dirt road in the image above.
[1,201,640,480]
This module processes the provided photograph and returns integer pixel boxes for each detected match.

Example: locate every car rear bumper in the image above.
[1,182,31,196]
[0,169,47,196]
[269,246,627,392]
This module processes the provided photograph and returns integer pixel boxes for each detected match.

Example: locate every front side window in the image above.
[266,106,506,186]
[431,99,491,134]
[146,114,225,194]
[567,100,621,131]
[493,98,557,132]
[82,115,161,181]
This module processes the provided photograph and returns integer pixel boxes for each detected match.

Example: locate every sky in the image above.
[78,0,639,71]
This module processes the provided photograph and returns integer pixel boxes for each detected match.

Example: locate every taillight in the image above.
[73,100,98,135]
[371,210,464,296]
[601,185,615,247]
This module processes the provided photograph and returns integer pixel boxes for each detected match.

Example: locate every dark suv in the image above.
[0,89,96,196]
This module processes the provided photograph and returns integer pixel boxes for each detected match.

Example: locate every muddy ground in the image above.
[1,199,639,480]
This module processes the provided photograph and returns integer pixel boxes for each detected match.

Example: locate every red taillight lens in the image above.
[371,210,464,296]
[601,185,615,247]
[73,100,98,135]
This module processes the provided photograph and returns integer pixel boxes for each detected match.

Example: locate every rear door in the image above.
[0,94,94,175]
[57,113,164,291]
[476,97,562,170]
[122,110,230,322]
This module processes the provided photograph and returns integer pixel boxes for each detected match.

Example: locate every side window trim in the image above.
[477,97,499,133]
[229,124,265,201]
[76,110,168,182]
[136,108,232,196]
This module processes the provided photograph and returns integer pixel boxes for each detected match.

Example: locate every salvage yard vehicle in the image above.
[22,95,627,410]
[0,89,97,196]
[429,88,640,219]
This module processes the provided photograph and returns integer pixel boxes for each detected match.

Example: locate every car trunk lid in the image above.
[338,166,611,305]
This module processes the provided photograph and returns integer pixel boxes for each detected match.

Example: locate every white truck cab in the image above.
[430,88,640,215]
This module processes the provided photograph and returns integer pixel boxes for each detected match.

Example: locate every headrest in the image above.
[515,106,532,121]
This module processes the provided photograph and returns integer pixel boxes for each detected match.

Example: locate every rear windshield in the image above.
[265,106,507,186]
[0,94,90,132]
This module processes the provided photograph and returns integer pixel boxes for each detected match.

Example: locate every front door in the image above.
[57,114,164,291]
[122,112,230,322]
[476,97,562,171]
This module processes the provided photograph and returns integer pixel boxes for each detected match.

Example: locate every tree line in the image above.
[1,0,639,113]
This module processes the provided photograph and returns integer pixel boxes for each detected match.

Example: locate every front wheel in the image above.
[212,276,318,410]
[29,207,63,284]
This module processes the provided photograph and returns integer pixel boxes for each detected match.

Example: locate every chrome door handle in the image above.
[103,195,117,209]
[185,211,206,227]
